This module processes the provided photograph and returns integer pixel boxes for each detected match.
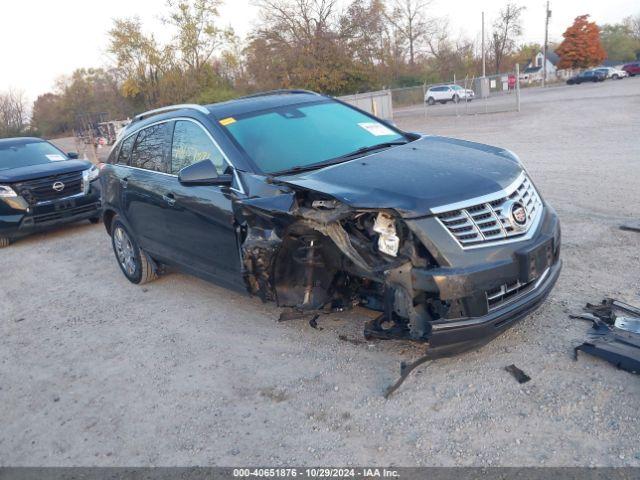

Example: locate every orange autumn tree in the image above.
[555,15,607,68]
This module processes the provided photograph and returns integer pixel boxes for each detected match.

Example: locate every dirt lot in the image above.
[1,79,639,466]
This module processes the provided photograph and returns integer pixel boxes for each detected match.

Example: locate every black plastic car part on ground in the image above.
[573,298,640,374]
[100,91,562,357]
[0,137,101,246]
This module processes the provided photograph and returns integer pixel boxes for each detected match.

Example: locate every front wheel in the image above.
[612,74,619,80]
[89,216,100,224]
[0,237,10,248]
[111,219,157,284]
[427,97,435,105]
[452,94,460,103]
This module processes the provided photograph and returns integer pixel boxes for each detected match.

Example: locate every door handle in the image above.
[120,178,128,189]
[163,193,176,206]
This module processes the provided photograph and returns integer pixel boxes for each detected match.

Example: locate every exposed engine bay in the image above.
[235,182,444,343]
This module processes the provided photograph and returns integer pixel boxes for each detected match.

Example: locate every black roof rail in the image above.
[132,104,210,123]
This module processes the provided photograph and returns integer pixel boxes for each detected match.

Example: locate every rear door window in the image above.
[170,120,227,175]
[130,123,170,173]
[117,134,136,165]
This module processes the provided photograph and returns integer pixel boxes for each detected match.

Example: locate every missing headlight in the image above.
[373,212,399,257]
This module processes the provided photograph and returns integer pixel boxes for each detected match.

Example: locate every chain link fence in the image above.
[392,67,521,120]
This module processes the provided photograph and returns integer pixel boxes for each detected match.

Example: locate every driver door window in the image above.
[171,120,227,175]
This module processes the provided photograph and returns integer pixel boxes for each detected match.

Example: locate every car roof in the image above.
[0,137,45,147]
[120,90,330,137]
[205,90,327,119]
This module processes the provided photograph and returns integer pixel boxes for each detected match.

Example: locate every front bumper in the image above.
[406,205,561,357]
[422,259,561,357]
[0,184,101,239]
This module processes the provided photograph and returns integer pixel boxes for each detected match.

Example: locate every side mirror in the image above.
[67,152,79,159]
[178,159,232,186]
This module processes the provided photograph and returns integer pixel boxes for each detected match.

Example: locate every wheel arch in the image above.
[103,208,118,235]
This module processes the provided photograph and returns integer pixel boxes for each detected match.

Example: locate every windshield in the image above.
[221,100,405,174]
[451,85,464,90]
[0,140,68,171]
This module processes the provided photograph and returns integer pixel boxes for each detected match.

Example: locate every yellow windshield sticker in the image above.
[219,117,236,126]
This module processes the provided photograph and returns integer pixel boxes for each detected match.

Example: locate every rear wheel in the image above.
[89,216,100,224]
[0,237,10,248]
[111,218,157,285]
[612,74,619,79]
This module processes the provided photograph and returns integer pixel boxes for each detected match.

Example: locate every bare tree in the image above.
[386,0,434,65]
[489,3,525,74]
[424,18,450,61]
[254,0,339,44]
[247,0,352,92]
[623,13,640,41]
[0,89,28,138]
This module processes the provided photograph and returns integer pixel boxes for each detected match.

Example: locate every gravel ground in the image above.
[1,79,639,467]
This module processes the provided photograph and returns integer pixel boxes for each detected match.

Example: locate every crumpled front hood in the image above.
[0,159,91,183]
[280,135,524,218]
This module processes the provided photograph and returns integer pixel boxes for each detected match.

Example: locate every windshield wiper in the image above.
[336,140,409,160]
[271,140,409,177]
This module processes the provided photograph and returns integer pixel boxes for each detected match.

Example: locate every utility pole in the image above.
[542,1,551,87]
[482,11,486,78]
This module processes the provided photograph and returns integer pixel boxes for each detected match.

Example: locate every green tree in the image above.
[31,93,67,137]
[600,23,640,62]
[165,0,233,72]
[31,69,134,137]
[246,0,359,94]
[107,18,170,108]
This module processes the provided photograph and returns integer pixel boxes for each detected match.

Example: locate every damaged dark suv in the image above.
[101,90,561,357]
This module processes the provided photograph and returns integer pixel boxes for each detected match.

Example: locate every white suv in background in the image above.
[425,85,475,105]
[595,67,628,79]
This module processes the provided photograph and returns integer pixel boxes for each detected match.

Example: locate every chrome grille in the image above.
[436,173,543,248]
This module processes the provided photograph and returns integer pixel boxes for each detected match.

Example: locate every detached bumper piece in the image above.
[573,298,640,375]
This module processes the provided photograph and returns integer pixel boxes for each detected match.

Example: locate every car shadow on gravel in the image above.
[7,220,102,250]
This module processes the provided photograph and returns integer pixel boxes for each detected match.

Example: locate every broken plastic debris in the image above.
[572,297,640,375]
[505,364,531,384]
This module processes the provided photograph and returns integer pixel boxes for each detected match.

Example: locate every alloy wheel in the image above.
[113,226,136,277]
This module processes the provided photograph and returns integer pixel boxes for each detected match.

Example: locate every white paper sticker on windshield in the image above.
[358,122,395,136]
[46,154,66,161]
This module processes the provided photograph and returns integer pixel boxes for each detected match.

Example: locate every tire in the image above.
[89,216,100,224]
[111,218,157,285]
[612,74,619,80]
[0,237,10,248]
[427,97,435,105]
[452,94,460,103]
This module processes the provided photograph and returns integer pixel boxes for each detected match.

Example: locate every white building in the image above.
[520,51,559,83]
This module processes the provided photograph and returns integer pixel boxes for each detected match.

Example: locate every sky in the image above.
[0,0,637,101]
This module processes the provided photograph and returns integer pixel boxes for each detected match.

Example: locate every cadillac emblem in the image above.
[511,202,528,226]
